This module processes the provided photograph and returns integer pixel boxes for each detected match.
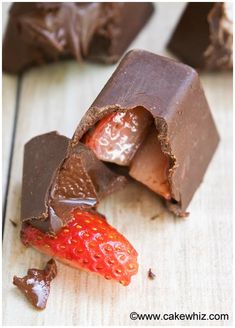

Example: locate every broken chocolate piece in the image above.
[73,49,219,216]
[3,2,154,74]
[167,2,233,70]
[21,131,126,233]
[21,131,69,232]
[148,268,156,280]
[13,259,57,310]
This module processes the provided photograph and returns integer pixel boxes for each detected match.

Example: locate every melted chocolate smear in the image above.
[13,259,57,310]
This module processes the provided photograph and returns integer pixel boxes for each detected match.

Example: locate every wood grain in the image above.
[2,3,18,206]
[2,3,232,326]
[2,75,18,201]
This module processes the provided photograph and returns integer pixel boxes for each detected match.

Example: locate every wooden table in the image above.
[2,3,233,326]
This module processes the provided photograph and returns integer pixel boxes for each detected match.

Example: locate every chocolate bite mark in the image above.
[13,259,57,310]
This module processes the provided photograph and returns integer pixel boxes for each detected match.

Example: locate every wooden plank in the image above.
[2,3,18,202]
[2,2,11,30]
[2,3,232,326]
[2,75,18,202]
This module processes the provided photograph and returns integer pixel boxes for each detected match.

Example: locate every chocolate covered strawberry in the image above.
[83,107,152,166]
[21,210,138,286]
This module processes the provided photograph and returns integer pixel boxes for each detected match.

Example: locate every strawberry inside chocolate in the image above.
[82,108,171,200]
[83,107,153,166]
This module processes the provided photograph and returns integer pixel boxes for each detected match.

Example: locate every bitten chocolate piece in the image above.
[13,259,57,310]
[73,49,220,216]
[3,2,154,74]
[21,131,126,233]
[167,3,233,70]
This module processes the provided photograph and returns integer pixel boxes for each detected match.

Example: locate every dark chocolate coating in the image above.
[13,259,57,310]
[3,2,154,74]
[73,49,220,216]
[167,3,233,70]
[21,131,126,233]
[21,131,69,230]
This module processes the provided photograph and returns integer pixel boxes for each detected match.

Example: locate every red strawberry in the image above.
[21,210,138,286]
[83,107,152,166]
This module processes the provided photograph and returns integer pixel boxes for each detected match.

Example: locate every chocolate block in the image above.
[3,2,154,74]
[21,131,126,233]
[73,49,220,216]
[13,259,57,310]
[167,3,233,70]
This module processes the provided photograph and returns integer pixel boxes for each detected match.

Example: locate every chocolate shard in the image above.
[13,259,57,310]
[167,2,233,70]
[148,268,156,280]
[21,131,69,232]
[3,2,154,74]
[21,131,126,233]
[73,49,220,216]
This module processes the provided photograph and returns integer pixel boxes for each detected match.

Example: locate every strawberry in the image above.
[21,210,138,286]
[83,107,152,166]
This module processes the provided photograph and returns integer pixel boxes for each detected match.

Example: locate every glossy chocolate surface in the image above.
[21,131,126,233]
[3,2,154,73]
[13,259,57,310]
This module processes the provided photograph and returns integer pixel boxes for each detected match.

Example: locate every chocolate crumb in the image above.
[13,259,57,310]
[150,214,160,220]
[148,268,156,280]
[10,219,17,227]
